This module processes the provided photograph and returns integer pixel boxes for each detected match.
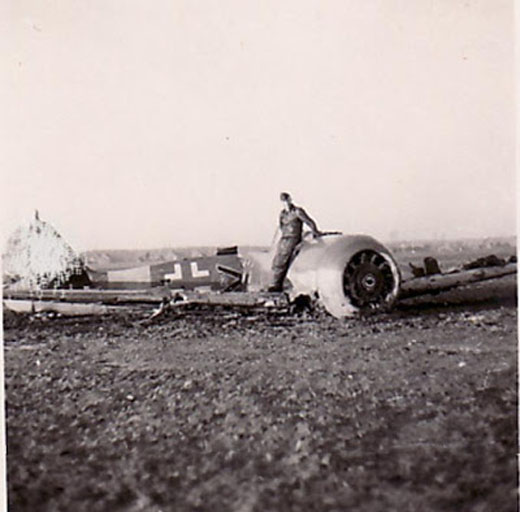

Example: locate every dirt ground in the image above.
[3,275,518,512]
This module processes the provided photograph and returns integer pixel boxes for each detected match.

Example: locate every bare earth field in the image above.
[3,242,518,512]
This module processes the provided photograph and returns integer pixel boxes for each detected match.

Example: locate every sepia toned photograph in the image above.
[1,1,517,511]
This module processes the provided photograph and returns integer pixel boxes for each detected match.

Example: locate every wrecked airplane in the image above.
[2,215,517,319]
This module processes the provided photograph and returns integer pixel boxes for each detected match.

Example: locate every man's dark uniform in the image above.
[270,204,318,291]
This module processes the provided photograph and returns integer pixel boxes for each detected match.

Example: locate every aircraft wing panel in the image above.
[399,263,516,299]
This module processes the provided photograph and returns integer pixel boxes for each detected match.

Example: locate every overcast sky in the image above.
[1,0,515,251]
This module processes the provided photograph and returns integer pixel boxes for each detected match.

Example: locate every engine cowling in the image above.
[287,234,401,318]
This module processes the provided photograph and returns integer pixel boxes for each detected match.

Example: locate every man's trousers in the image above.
[270,237,300,290]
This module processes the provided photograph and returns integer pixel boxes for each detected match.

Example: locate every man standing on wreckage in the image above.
[268,192,323,292]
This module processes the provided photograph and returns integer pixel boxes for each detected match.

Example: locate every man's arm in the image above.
[296,207,321,236]
[271,225,280,247]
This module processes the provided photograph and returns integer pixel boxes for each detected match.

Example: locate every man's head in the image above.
[280,192,292,207]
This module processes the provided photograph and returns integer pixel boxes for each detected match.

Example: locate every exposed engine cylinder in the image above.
[287,234,401,318]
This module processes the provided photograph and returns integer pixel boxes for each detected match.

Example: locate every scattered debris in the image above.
[463,254,508,270]
[424,257,441,275]
[409,257,441,277]
[4,285,517,512]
